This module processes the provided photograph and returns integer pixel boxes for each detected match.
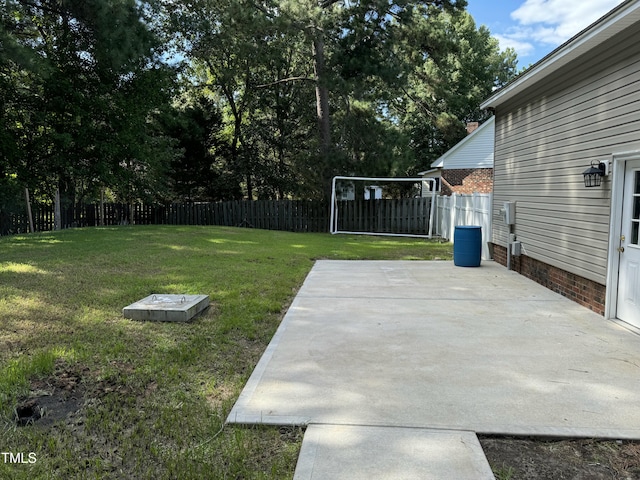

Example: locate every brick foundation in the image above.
[441,168,493,195]
[491,244,606,316]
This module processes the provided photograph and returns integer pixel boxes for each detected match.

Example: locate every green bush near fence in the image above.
[0,226,452,479]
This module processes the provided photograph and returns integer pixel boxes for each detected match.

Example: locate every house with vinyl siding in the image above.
[428,118,495,196]
[481,0,640,328]
[420,119,495,195]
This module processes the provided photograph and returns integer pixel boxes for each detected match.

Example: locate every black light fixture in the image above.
[582,161,607,187]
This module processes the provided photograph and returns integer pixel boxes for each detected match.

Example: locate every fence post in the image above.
[24,188,34,233]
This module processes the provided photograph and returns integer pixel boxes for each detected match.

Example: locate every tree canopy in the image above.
[1,0,518,208]
[1,0,178,206]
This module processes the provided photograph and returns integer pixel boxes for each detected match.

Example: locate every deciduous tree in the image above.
[1,0,178,217]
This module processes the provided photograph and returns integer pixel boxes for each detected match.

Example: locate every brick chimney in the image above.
[466,122,479,135]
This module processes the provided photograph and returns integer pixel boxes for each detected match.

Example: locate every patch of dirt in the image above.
[14,360,134,429]
[15,363,88,427]
[480,436,640,479]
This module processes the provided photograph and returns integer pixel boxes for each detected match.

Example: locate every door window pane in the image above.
[631,172,640,245]
[633,197,640,220]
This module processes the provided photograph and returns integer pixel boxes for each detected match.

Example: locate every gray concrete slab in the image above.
[294,425,494,480]
[123,294,209,322]
[228,260,640,439]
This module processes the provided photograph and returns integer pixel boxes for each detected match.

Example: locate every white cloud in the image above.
[510,0,625,45]
[493,34,535,57]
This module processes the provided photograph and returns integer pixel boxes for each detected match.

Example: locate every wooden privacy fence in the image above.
[155,200,329,232]
[1,200,330,235]
[2,197,442,237]
[434,193,493,259]
[333,197,433,236]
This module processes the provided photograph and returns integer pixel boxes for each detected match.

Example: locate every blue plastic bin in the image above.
[453,226,482,267]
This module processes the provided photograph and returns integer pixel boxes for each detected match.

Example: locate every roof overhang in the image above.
[481,0,640,110]
[429,158,444,169]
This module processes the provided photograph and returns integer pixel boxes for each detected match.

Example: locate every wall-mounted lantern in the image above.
[582,161,608,187]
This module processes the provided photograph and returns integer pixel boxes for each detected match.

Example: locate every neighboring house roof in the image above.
[481,0,640,110]
[429,116,495,170]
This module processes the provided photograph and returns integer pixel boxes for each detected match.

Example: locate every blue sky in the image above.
[465,0,626,67]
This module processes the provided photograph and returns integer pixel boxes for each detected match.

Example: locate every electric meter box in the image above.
[502,202,516,225]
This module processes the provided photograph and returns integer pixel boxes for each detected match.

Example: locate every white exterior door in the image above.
[616,160,640,328]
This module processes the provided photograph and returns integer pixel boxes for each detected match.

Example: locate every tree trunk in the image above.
[100,188,105,226]
[312,35,331,159]
[54,188,62,230]
[246,173,254,200]
[227,93,253,200]
[312,33,334,201]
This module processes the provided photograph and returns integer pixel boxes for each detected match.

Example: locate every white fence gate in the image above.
[435,193,493,260]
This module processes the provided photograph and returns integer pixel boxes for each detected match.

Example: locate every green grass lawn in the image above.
[0,226,452,479]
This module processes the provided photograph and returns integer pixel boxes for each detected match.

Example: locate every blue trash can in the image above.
[453,226,482,267]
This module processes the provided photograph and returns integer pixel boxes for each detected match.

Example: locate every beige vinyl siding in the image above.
[492,22,640,285]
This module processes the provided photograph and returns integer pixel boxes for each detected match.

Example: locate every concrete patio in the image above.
[227,260,640,479]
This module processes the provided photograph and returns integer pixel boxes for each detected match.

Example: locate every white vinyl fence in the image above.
[435,193,493,260]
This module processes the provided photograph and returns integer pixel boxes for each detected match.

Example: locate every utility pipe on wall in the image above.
[501,201,516,270]
[507,230,512,271]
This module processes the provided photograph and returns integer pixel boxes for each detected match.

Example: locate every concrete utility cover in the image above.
[123,294,209,322]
